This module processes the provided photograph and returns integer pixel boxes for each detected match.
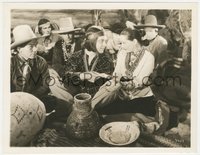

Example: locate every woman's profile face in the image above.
[41,22,52,36]
[96,36,107,54]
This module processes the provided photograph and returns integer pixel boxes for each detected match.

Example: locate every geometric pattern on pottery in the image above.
[11,104,44,124]
[11,105,26,124]
[10,92,46,146]
[36,105,44,122]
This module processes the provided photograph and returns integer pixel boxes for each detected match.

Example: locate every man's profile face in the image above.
[143,27,158,41]
[60,33,74,44]
[18,40,38,60]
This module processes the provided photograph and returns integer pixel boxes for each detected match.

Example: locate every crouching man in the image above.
[11,25,72,126]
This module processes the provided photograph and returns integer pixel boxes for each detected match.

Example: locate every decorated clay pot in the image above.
[65,93,101,139]
[10,92,46,146]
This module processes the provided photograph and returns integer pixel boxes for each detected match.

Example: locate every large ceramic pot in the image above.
[65,93,101,139]
[10,92,46,146]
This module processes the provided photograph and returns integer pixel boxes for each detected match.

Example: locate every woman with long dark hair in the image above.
[36,18,61,66]
[91,28,171,134]
[63,25,114,97]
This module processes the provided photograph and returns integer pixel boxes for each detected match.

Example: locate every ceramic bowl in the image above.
[99,121,140,146]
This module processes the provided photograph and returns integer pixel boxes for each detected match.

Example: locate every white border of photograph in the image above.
[2,2,199,154]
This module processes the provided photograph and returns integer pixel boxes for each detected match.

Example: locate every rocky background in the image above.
[11,9,191,55]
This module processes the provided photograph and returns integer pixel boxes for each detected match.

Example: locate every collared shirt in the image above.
[114,48,155,100]
[113,49,130,77]
[85,49,97,66]
[11,54,50,98]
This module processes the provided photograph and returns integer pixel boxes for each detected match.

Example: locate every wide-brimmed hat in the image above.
[11,25,38,49]
[52,17,81,34]
[134,15,165,29]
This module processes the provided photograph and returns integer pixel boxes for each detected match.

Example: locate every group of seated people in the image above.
[10,14,191,134]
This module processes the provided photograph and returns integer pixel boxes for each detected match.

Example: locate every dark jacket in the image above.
[11,55,50,98]
[144,35,168,66]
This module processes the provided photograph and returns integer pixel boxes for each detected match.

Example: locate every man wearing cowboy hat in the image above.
[134,15,168,66]
[11,24,50,98]
[51,17,82,76]
[11,25,72,125]
[42,17,83,103]
[36,18,62,66]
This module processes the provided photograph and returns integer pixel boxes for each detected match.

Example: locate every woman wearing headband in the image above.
[36,18,61,66]
[63,25,114,97]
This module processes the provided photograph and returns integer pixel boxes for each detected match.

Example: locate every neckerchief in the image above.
[22,61,31,91]
[62,40,75,62]
[125,47,145,78]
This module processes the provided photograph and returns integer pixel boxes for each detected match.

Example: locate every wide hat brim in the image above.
[52,28,81,34]
[11,37,39,49]
[134,24,166,29]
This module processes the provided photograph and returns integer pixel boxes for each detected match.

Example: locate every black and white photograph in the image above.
[2,2,199,154]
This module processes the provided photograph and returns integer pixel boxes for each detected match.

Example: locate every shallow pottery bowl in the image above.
[99,121,140,146]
